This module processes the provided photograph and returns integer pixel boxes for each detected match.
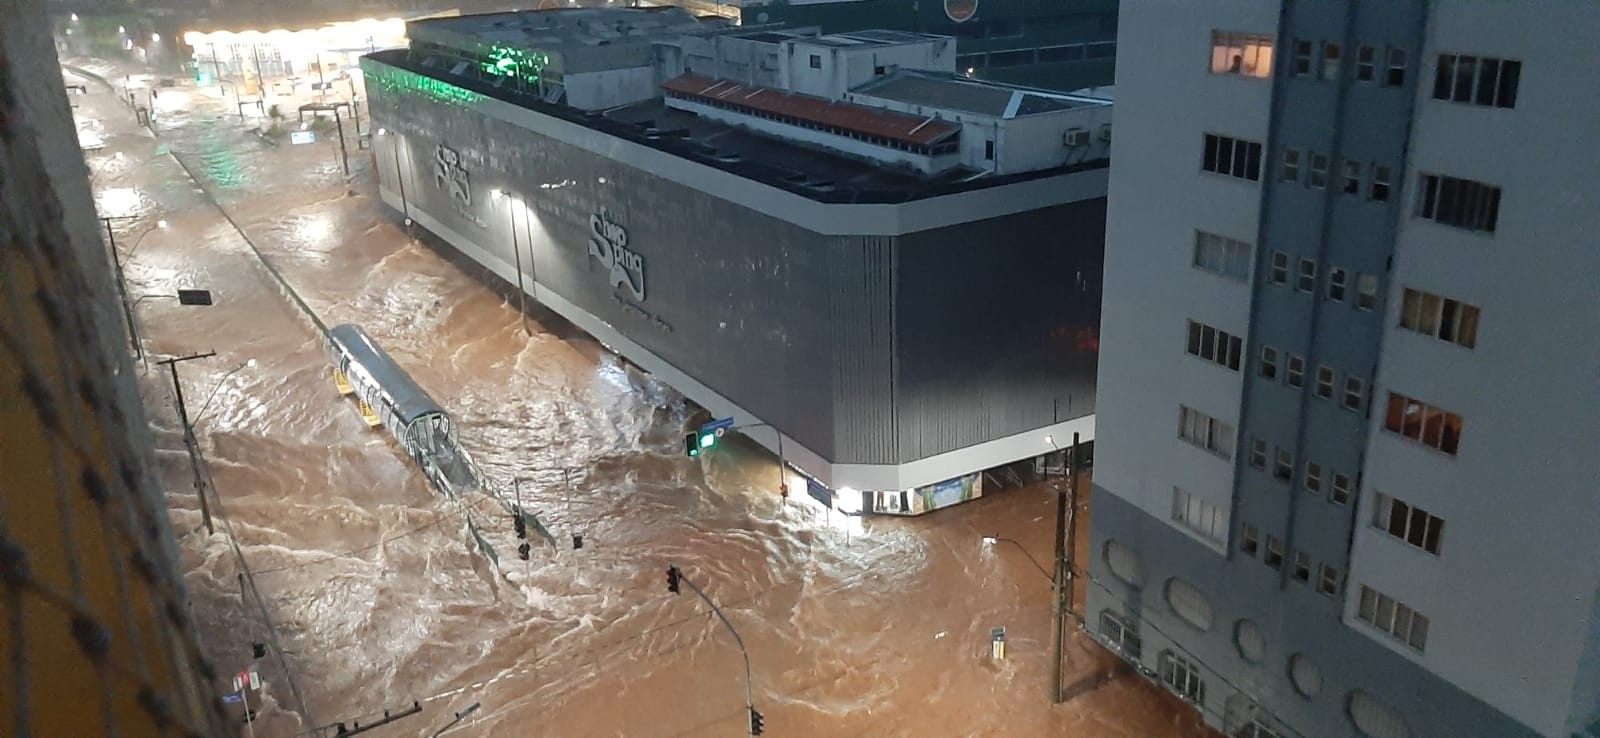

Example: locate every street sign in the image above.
[699,417,734,435]
[222,693,244,705]
[290,130,316,145]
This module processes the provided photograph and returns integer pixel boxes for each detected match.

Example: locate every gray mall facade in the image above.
[361,53,1105,509]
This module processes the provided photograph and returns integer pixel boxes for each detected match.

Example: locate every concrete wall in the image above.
[1351,3,1600,734]
[782,37,955,99]
[564,66,658,110]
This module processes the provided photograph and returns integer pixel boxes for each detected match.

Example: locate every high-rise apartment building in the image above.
[1087,3,1600,737]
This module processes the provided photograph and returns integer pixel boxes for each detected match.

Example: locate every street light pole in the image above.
[157,351,218,534]
[496,189,530,337]
[98,216,141,360]
[332,107,350,177]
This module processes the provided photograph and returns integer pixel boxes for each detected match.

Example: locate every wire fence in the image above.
[0,107,231,736]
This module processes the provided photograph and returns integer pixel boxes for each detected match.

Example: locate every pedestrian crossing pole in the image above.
[1048,432,1080,703]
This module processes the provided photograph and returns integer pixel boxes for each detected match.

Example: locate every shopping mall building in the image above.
[361,7,1109,514]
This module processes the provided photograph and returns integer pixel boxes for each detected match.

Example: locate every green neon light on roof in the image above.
[368,65,483,107]
[480,44,548,85]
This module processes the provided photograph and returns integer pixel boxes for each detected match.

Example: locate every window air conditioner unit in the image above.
[1099,123,1113,142]
[1063,127,1089,147]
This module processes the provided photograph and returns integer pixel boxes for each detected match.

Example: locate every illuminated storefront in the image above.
[182,18,416,93]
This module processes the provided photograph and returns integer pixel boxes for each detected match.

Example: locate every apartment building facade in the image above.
[1088,2,1600,737]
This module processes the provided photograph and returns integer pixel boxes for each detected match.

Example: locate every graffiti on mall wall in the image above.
[433,142,487,228]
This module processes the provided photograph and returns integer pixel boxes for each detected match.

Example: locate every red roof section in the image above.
[661,73,959,147]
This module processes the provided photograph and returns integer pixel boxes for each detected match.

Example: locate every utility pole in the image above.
[1048,432,1080,703]
[666,564,763,735]
[157,351,218,534]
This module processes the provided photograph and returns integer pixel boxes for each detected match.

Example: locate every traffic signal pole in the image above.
[666,564,763,734]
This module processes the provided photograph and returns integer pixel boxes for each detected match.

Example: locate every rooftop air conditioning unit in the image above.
[1099,123,1112,142]
[1063,127,1089,148]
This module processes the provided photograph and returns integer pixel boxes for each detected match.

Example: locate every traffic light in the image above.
[513,514,527,539]
[572,534,584,550]
[666,565,681,594]
[748,707,764,736]
[518,542,531,561]
[684,431,718,457]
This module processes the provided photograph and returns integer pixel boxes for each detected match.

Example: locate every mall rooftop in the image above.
[380,6,1111,192]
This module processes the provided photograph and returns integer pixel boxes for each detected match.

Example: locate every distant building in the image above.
[642,0,1119,91]
[362,7,1111,515]
[1090,3,1600,738]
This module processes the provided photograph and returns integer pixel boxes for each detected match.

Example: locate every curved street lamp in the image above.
[192,358,258,429]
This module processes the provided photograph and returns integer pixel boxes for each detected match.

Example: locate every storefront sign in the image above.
[807,478,833,508]
[589,208,645,301]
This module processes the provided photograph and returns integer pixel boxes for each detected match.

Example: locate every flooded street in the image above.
[72,61,1215,737]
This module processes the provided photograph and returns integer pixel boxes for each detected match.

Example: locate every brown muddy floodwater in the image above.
[72,62,1215,738]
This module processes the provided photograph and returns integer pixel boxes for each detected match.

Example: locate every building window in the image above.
[1290,654,1322,697]
[1358,585,1430,651]
[1159,650,1206,702]
[1165,578,1215,631]
[1418,173,1502,232]
[1179,405,1236,459]
[1259,346,1279,379]
[1238,719,1288,738]
[1343,160,1362,194]
[1100,611,1142,659]
[1350,690,1412,738]
[1292,551,1312,582]
[1343,376,1366,411]
[1296,258,1317,293]
[1240,524,1259,556]
[1384,391,1464,455]
[1320,41,1342,80]
[1210,31,1274,78]
[1172,487,1229,544]
[1315,365,1335,399]
[1356,273,1379,310]
[1203,133,1263,181]
[1264,535,1284,568]
[1286,354,1305,387]
[1356,45,1376,82]
[809,53,821,69]
[1308,152,1328,189]
[1274,448,1293,481]
[1318,564,1341,596]
[1386,48,1408,87]
[1432,53,1520,108]
[1399,287,1481,348]
[1292,39,1312,76]
[1187,320,1243,371]
[1371,165,1392,201]
[1327,267,1348,302]
[1304,461,1322,495]
[1235,619,1266,663]
[1193,231,1252,280]
[1250,437,1268,469]
[984,140,995,160]
[1281,148,1301,182]
[1269,251,1289,285]
[1106,540,1145,586]
[1331,472,1352,505]
[1373,492,1445,554]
